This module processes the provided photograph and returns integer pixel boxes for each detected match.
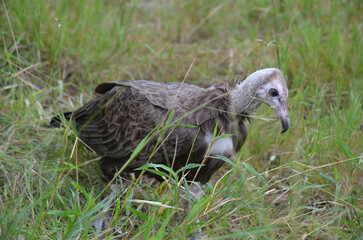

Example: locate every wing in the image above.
[73,81,209,169]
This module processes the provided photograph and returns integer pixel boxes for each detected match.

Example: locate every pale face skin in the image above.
[256,77,290,133]
[231,68,290,133]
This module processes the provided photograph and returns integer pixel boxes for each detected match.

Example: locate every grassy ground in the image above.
[1,0,362,239]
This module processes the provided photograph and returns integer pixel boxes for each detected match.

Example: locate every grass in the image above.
[0,0,362,239]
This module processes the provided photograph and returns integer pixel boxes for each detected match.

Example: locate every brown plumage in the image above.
[51,68,290,185]
[52,81,247,184]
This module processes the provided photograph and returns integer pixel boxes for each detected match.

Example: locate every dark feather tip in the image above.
[50,115,62,128]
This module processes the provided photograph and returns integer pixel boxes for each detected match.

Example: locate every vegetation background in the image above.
[0,0,362,239]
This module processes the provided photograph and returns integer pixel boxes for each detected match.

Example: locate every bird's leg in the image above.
[189,181,206,201]
[188,181,207,240]
[91,184,117,231]
[92,174,132,232]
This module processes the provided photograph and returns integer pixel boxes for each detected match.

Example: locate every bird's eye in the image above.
[269,88,279,97]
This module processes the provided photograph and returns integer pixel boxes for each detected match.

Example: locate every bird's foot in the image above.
[91,210,112,232]
[189,181,206,201]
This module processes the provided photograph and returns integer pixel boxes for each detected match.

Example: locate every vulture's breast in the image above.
[204,132,234,157]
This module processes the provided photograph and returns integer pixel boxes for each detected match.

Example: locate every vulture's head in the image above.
[231,68,290,133]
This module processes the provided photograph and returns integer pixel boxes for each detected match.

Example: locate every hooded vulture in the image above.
[51,68,290,186]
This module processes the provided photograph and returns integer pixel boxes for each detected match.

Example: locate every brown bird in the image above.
[51,68,290,189]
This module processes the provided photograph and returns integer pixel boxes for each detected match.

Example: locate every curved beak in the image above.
[274,103,290,133]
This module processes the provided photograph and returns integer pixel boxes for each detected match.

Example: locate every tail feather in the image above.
[50,112,73,128]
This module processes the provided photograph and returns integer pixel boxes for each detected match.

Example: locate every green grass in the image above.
[1,0,362,239]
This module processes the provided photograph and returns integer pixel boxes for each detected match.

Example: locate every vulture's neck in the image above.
[230,70,271,114]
